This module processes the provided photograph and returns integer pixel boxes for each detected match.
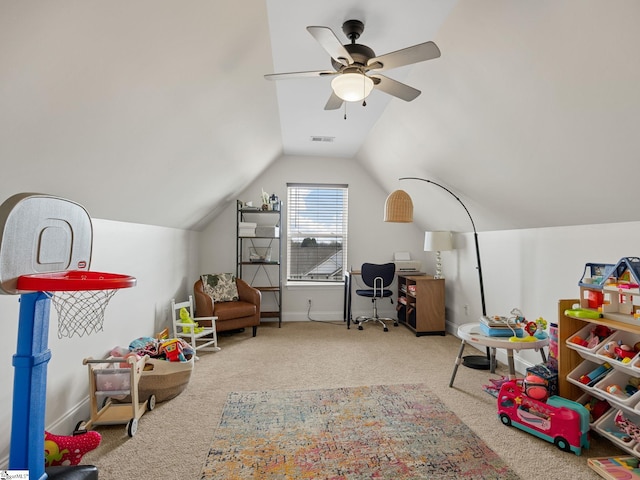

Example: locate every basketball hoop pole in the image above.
[10,291,52,479]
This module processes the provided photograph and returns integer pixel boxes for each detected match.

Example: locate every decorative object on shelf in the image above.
[423,231,453,279]
[385,177,490,371]
[249,247,271,263]
[269,194,280,211]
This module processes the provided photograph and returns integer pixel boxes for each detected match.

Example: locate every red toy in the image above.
[44,430,101,467]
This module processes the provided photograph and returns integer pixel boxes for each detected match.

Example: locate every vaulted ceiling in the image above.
[1,1,639,233]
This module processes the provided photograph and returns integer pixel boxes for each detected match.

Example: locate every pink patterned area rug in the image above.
[200,383,520,479]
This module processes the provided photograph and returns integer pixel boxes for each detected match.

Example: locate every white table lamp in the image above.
[424,231,453,279]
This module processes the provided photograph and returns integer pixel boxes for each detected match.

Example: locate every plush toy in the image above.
[44,430,101,467]
[179,307,204,334]
[110,346,140,367]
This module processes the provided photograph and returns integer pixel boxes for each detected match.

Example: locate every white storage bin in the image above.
[566,323,616,357]
[595,330,640,367]
[595,408,637,449]
[567,360,612,393]
[577,393,612,427]
[255,226,279,237]
[94,368,131,393]
[594,370,640,407]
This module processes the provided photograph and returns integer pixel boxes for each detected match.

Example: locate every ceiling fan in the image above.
[264,19,441,110]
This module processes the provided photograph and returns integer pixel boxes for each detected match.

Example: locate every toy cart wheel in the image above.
[554,436,571,452]
[74,420,88,434]
[499,413,511,426]
[147,394,156,411]
[126,417,138,437]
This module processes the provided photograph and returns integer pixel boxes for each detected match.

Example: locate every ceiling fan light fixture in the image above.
[331,73,374,102]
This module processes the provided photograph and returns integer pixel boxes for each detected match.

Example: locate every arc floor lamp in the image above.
[384,177,490,370]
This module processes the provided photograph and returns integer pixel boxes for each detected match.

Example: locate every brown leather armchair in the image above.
[193,278,261,336]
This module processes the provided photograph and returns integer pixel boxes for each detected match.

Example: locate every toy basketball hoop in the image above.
[0,193,138,476]
[17,271,136,338]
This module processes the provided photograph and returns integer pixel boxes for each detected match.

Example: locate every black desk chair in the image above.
[355,262,397,332]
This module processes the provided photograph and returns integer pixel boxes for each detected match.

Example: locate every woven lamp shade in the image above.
[384,190,414,222]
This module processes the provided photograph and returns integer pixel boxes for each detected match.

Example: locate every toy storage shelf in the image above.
[396,275,445,336]
[558,298,640,457]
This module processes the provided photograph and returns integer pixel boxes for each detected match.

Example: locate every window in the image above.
[287,183,348,283]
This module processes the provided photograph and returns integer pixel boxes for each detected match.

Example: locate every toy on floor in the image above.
[524,374,549,401]
[179,307,204,334]
[497,380,590,455]
[44,430,101,467]
[482,376,509,398]
[588,456,640,480]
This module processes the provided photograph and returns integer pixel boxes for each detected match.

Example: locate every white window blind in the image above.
[287,183,348,283]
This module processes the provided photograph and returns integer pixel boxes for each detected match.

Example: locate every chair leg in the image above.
[355,299,391,332]
[252,326,257,337]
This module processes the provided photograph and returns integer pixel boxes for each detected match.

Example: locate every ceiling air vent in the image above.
[310,136,335,143]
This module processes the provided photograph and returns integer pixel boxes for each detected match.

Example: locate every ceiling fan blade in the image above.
[370,75,421,102]
[324,91,344,110]
[367,41,441,72]
[264,70,337,80]
[307,26,354,66]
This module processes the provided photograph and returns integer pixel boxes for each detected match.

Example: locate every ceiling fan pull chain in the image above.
[344,102,347,120]
[362,74,367,107]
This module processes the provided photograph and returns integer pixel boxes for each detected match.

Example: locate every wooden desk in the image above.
[397,274,445,336]
[343,270,359,329]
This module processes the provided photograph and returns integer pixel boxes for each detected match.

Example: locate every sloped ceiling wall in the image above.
[0,0,282,230]
[1,1,638,232]
[359,0,640,233]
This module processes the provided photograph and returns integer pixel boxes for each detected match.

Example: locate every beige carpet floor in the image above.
[82,320,623,479]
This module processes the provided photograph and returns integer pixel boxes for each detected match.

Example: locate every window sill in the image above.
[286,281,344,288]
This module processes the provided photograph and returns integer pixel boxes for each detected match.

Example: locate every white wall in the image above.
[443,221,640,372]
[204,166,640,376]
[4,171,638,468]
[199,154,427,322]
[1,218,199,467]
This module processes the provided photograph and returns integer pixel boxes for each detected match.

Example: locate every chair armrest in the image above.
[236,278,261,308]
[193,316,217,322]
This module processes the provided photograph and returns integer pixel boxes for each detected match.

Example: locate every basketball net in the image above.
[46,289,118,338]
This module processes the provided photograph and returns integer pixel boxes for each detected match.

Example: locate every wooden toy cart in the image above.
[76,354,156,437]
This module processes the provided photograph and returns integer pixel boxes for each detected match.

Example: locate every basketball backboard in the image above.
[0,193,93,294]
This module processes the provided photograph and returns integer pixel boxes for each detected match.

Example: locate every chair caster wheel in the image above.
[393,322,399,327]
[358,325,363,330]
[384,327,389,332]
